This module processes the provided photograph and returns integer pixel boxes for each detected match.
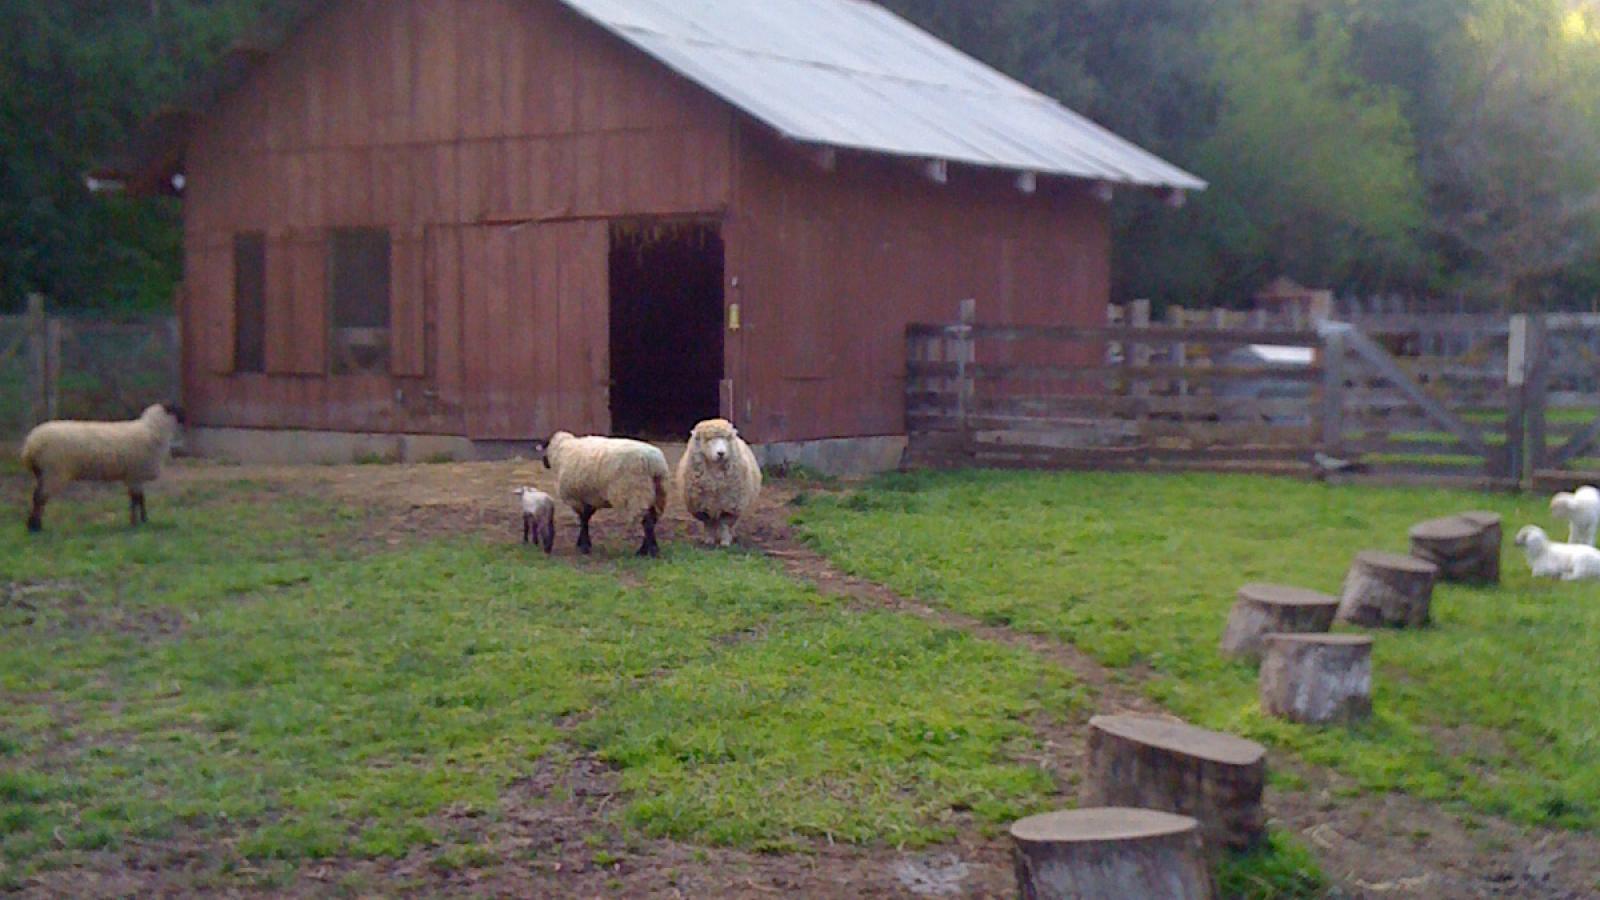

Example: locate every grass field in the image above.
[0,479,1089,891]
[6,464,1597,895]
[794,470,1600,830]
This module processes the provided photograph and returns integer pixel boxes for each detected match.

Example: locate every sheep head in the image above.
[689,418,739,466]
[1514,525,1548,553]
[539,431,574,470]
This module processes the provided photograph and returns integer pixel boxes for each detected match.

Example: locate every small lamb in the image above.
[1514,525,1600,581]
[1549,485,1600,546]
[514,486,556,554]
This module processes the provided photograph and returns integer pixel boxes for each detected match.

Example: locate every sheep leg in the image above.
[522,512,533,545]
[541,511,555,555]
[27,477,46,533]
[577,505,595,555]
[129,489,147,526]
[638,508,660,558]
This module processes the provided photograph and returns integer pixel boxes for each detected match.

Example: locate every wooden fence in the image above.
[906,303,1593,489]
[0,295,180,441]
[907,301,1324,474]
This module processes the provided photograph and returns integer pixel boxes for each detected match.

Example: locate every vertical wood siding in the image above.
[182,0,731,435]
[725,125,1111,444]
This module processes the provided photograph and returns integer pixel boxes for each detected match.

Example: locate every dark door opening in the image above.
[609,221,725,439]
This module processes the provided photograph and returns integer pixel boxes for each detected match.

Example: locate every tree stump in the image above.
[1083,714,1266,853]
[1219,583,1340,661]
[1337,551,1437,628]
[1011,807,1214,900]
[1409,512,1501,585]
[1258,633,1373,724]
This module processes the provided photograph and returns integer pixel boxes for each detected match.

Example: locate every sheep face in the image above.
[690,419,739,466]
[1514,525,1547,553]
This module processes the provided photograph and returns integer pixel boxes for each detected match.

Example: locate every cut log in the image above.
[1011,807,1214,900]
[1337,551,1437,628]
[1258,633,1373,724]
[1083,714,1266,853]
[1219,583,1340,661]
[1409,512,1501,585]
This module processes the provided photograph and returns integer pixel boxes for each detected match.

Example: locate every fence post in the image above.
[1321,327,1346,459]
[1524,314,1548,481]
[1505,314,1528,483]
[26,294,46,425]
[166,315,182,405]
[955,299,976,458]
[1167,305,1188,397]
[45,317,62,421]
[1128,298,1151,399]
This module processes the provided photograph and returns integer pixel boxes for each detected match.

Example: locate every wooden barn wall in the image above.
[181,0,733,436]
[726,128,1111,444]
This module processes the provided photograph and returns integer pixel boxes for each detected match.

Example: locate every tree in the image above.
[1429,0,1600,310]
[1190,2,1429,300]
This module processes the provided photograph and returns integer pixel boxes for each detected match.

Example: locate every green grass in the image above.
[0,481,1080,883]
[794,469,1600,830]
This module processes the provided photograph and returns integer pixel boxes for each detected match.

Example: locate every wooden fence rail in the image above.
[904,302,1585,489]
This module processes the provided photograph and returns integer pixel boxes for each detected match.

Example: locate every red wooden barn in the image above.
[108,0,1203,471]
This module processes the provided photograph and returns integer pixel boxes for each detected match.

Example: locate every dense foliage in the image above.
[5,0,1600,312]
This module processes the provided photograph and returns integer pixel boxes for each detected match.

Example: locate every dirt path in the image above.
[8,459,1600,898]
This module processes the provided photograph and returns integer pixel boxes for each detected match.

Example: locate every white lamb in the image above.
[1514,525,1600,581]
[20,403,186,532]
[513,486,556,554]
[1549,486,1600,546]
[540,431,669,557]
[676,418,762,548]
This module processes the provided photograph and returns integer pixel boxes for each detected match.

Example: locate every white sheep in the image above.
[514,486,556,554]
[20,403,186,532]
[1514,525,1600,581]
[677,418,762,548]
[540,431,669,557]
[1549,486,1600,546]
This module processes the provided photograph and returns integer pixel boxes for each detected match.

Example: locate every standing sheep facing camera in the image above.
[514,486,556,554]
[1549,485,1600,546]
[677,418,761,548]
[541,431,669,557]
[20,403,186,532]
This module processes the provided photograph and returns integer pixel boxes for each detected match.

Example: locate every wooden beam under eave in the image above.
[1165,189,1188,209]
[1091,181,1115,203]
[923,159,949,185]
[812,146,837,172]
[1015,172,1038,195]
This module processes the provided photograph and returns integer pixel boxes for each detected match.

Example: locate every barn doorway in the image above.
[608,221,725,439]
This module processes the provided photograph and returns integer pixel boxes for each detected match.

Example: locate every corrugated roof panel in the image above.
[557,0,1206,190]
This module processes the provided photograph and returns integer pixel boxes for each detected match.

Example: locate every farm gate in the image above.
[1524,314,1600,488]
[906,302,1533,486]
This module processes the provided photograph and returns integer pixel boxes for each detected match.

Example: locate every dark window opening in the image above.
[233,233,266,373]
[329,228,391,375]
[609,221,725,439]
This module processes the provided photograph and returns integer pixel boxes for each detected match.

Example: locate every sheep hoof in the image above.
[26,518,42,534]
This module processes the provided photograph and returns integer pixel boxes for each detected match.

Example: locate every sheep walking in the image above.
[20,403,186,532]
[1514,525,1600,581]
[1549,486,1600,546]
[677,418,762,548]
[514,486,556,554]
[541,431,669,557]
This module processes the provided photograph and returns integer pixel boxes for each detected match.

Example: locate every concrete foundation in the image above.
[188,427,906,477]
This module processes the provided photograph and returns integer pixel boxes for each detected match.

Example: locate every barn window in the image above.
[232,233,266,373]
[328,228,391,375]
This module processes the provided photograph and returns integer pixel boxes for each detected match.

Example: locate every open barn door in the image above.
[459,221,609,440]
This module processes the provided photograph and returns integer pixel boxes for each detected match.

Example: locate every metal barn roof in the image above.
[554,0,1206,190]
